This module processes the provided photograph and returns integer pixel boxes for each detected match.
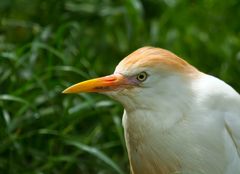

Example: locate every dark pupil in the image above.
[139,74,145,80]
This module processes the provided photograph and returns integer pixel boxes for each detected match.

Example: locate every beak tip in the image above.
[62,89,69,94]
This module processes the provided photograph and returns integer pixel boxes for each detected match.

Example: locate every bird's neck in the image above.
[123,87,192,131]
[122,90,193,174]
[124,101,188,132]
[122,87,193,158]
[122,99,191,174]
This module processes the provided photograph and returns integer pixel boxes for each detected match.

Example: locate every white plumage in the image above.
[63,47,240,174]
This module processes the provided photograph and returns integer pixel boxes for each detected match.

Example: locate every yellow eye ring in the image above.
[137,72,148,82]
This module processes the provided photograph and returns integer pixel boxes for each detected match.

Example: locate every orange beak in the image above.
[62,74,129,94]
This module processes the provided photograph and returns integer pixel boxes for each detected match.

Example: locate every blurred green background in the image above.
[0,0,240,173]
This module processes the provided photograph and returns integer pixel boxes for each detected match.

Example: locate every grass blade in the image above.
[64,139,124,174]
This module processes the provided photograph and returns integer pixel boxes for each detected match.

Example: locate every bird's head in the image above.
[63,47,200,111]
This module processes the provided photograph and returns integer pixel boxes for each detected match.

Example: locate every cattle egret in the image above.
[63,47,240,174]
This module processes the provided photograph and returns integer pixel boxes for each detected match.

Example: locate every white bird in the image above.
[63,47,240,174]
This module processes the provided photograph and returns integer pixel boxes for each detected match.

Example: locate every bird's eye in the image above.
[136,72,148,82]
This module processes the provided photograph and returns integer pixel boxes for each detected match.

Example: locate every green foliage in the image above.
[0,0,240,173]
